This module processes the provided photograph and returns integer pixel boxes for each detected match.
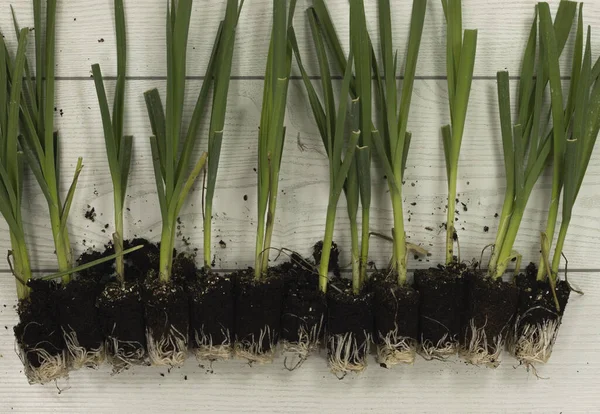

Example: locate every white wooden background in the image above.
[1,0,600,412]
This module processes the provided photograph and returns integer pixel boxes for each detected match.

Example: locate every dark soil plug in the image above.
[143,271,190,367]
[98,281,146,369]
[189,272,234,361]
[124,238,160,282]
[313,241,341,277]
[280,259,326,365]
[233,269,283,362]
[77,244,115,282]
[13,280,68,384]
[460,271,518,367]
[327,278,373,374]
[370,273,419,367]
[414,265,467,358]
[57,278,105,369]
[509,264,570,365]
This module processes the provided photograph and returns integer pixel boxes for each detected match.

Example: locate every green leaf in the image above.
[112,0,127,146]
[59,158,84,234]
[41,244,144,281]
[149,136,167,220]
[496,71,515,187]
[143,89,167,178]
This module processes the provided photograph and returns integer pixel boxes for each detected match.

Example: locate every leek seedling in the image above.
[289,18,359,294]
[1,28,30,300]
[254,0,296,280]
[91,0,131,284]
[144,0,225,283]
[15,0,82,280]
[370,0,427,285]
[441,0,477,265]
[487,1,577,278]
[203,0,243,271]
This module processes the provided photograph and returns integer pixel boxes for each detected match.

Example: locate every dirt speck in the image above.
[98,38,105,43]
[243,194,248,201]
[219,240,227,248]
[494,213,499,218]
[84,206,96,222]
[483,226,489,233]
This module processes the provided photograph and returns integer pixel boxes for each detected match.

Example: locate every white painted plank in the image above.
[0,78,599,271]
[0,275,599,412]
[1,0,599,78]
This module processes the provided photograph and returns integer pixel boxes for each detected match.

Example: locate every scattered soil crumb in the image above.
[98,38,105,43]
[243,194,248,201]
[494,213,499,218]
[483,226,489,232]
[425,226,433,231]
[184,375,188,380]
[219,240,227,248]
[160,373,165,377]
[411,202,417,206]
[84,205,96,222]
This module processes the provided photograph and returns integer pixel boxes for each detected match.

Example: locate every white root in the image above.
[282,314,324,368]
[419,332,457,360]
[458,319,504,368]
[106,335,146,373]
[234,325,276,364]
[146,325,188,367]
[509,316,561,365]
[16,342,69,385]
[327,331,371,375]
[62,328,105,369]
[376,328,417,367]
[194,326,232,361]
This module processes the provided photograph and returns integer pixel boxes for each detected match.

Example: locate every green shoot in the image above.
[441,0,477,265]
[370,0,427,285]
[144,0,227,283]
[350,0,372,288]
[15,0,83,282]
[203,0,244,271]
[290,12,359,293]
[487,2,577,278]
[91,0,132,285]
[0,27,31,299]
[542,5,600,286]
[254,0,296,280]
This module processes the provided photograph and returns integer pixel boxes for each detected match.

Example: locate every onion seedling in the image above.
[310,0,372,296]
[488,1,577,279]
[91,0,132,285]
[511,2,598,365]
[441,0,477,265]
[143,0,234,366]
[305,0,375,374]
[288,8,358,361]
[368,0,427,366]
[253,0,296,280]
[412,0,477,359]
[232,0,295,363]
[0,28,31,301]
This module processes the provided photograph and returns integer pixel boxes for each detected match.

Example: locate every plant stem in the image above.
[113,195,125,284]
[550,219,569,278]
[49,204,70,281]
[445,169,458,264]
[254,210,266,280]
[359,207,370,285]
[391,188,407,284]
[494,200,526,277]
[537,186,561,280]
[319,202,338,293]
[159,219,175,283]
[350,217,360,294]
[261,175,280,274]
[10,232,31,300]
[487,184,515,274]
[203,203,213,269]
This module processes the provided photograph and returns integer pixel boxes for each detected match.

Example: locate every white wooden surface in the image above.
[0,0,600,412]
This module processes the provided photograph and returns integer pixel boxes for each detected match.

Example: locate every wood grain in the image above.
[1,0,599,78]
